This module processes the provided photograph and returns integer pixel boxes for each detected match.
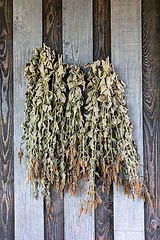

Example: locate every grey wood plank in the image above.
[111,1,144,239]
[63,0,94,239]
[13,0,44,239]
[63,0,93,71]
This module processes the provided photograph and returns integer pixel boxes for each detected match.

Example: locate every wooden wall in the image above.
[0,0,160,239]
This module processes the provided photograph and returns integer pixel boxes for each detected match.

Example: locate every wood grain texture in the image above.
[64,183,95,240]
[111,1,144,239]
[44,188,64,240]
[43,0,62,55]
[95,178,113,240]
[13,0,44,239]
[93,1,113,239]
[63,0,94,239]
[0,0,14,239]
[142,1,160,239]
[43,1,64,239]
[93,0,111,61]
[63,0,93,68]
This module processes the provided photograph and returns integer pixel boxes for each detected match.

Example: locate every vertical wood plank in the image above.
[93,0,111,61]
[111,1,144,239]
[43,0,62,55]
[93,1,113,240]
[43,1,64,239]
[95,178,113,240]
[0,0,14,239]
[44,189,64,240]
[13,1,44,239]
[142,0,160,239]
[63,0,94,239]
[63,0,93,67]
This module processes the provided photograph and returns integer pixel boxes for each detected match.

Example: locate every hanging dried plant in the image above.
[19,45,151,218]
[84,58,151,207]
[19,44,69,202]
[19,44,56,199]
[64,65,87,196]
[43,54,69,202]
[19,45,87,204]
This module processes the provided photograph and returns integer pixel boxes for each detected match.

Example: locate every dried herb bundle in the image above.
[84,58,151,208]
[64,65,86,196]
[19,45,151,218]
[20,44,57,200]
[19,45,88,204]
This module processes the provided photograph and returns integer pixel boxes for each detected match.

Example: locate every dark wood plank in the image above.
[0,0,14,239]
[43,1,64,239]
[142,0,160,239]
[44,188,64,240]
[111,1,144,239]
[13,0,44,239]
[43,0,62,55]
[93,1,113,240]
[93,0,111,61]
[63,0,94,239]
[95,178,113,240]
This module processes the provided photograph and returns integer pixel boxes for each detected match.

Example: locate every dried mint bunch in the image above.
[19,45,88,204]
[84,58,151,209]
[19,44,69,202]
[64,65,87,197]
[19,45,151,217]
[43,55,69,201]
[20,44,57,200]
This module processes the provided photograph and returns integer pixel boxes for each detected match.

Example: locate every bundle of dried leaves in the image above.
[84,58,151,210]
[19,45,151,217]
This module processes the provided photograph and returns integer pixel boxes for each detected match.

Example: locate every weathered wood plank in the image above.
[111,1,144,239]
[0,0,14,239]
[63,0,94,239]
[142,0,160,239]
[93,1,113,239]
[44,188,64,240]
[64,183,95,240]
[63,0,93,68]
[43,0,62,55]
[95,178,113,240]
[43,1,64,239]
[93,0,111,61]
[13,1,44,239]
